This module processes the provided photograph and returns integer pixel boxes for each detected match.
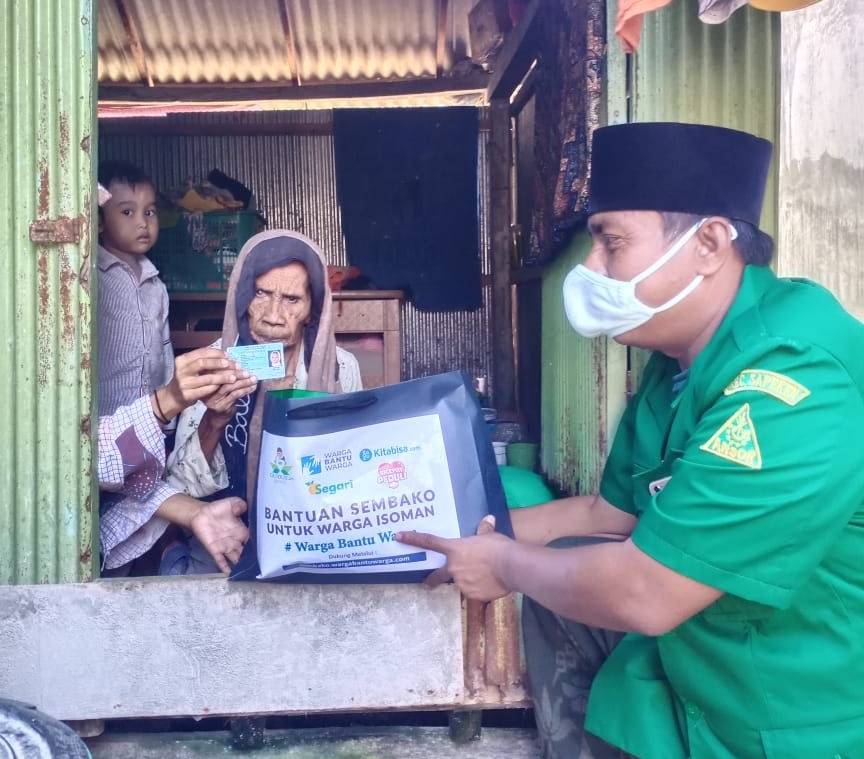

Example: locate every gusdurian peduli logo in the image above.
[269,446,293,480]
[377,461,407,489]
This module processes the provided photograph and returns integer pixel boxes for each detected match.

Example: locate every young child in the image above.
[95,174,258,575]
[97,160,173,416]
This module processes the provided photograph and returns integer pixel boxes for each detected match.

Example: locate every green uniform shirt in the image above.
[586,265,864,759]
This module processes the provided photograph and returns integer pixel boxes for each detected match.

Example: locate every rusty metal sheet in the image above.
[29,216,84,244]
[0,0,97,584]
[463,594,529,707]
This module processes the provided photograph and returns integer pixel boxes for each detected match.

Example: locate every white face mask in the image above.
[563,218,709,339]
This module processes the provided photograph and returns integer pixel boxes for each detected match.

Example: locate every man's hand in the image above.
[397,515,512,601]
[156,347,254,420]
[188,496,250,574]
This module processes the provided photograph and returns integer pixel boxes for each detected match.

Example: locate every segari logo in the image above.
[377,461,407,489]
[301,455,322,476]
[306,480,354,496]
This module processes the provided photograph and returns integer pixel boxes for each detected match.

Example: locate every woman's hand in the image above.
[203,375,258,417]
[155,348,252,421]
[188,496,250,573]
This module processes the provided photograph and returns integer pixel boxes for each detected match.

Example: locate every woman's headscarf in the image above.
[221,230,342,503]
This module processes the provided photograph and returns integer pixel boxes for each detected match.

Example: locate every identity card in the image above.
[227,342,286,381]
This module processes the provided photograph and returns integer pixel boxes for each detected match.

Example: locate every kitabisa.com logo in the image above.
[359,444,417,462]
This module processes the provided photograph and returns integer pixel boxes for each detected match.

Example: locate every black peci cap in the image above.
[587,122,773,227]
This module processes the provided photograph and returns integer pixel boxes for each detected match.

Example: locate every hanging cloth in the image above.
[616,0,675,53]
[698,0,750,23]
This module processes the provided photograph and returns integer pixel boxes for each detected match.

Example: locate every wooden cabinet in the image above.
[168,290,402,388]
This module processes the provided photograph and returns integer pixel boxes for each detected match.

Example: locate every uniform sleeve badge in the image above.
[699,403,762,469]
[723,369,809,406]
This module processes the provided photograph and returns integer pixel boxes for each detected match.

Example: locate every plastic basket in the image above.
[149,210,266,292]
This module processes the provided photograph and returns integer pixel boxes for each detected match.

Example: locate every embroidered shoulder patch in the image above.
[723,369,810,406]
[699,403,762,469]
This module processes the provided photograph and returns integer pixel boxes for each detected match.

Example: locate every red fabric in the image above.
[327,265,361,292]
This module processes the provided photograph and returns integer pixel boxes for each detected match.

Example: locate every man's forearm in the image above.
[509,494,635,546]
[494,537,721,636]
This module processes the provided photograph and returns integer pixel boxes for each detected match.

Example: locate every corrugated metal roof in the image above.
[98,0,486,95]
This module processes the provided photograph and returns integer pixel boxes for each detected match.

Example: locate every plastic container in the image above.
[492,441,508,466]
[149,209,266,292]
[269,388,331,399]
[498,465,555,508]
[506,442,539,471]
[482,407,498,438]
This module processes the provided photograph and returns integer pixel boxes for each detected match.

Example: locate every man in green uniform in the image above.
[398,122,864,758]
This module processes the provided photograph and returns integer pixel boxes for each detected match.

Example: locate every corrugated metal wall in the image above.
[1,0,97,584]
[631,3,778,383]
[777,0,864,321]
[100,111,494,389]
[634,3,779,238]
[539,0,778,494]
[541,232,627,495]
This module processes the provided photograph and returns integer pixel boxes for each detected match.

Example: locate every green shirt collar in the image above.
[690,264,777,378]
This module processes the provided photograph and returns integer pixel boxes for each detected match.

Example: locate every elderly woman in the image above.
[162,230,362,573]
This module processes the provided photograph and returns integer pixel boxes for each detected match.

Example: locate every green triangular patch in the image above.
[699,403,762,470]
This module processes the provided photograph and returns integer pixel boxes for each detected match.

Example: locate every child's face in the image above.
[99,180,158,260]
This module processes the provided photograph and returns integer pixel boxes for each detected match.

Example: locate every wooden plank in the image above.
[276,0,301,87]
[436,0,450,77]
[0,577,465,721]
[485,0,541,102]
[487,99,515,411]
[98,71,491,105]
[113,0,153,87]
[170,330,222,350]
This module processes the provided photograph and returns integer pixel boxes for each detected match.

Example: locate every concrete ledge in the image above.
[86,726,542,758]
[0,576,465,720]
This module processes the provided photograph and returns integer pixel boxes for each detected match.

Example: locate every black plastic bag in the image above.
[230,371,511,583]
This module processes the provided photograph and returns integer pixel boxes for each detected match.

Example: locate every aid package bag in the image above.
[229,371,512,583]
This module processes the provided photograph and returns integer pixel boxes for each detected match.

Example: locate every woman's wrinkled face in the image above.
[246,262,312,349]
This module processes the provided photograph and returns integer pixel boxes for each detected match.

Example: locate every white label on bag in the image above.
[256,413,461,579]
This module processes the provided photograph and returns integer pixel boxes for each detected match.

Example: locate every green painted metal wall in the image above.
[539,0,778,494]
[634,2,779,238]
[0,0,97,583]
[628,3,779,382]
[541,233,627,495]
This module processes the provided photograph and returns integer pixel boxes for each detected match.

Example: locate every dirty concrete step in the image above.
[86,725,542,758]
